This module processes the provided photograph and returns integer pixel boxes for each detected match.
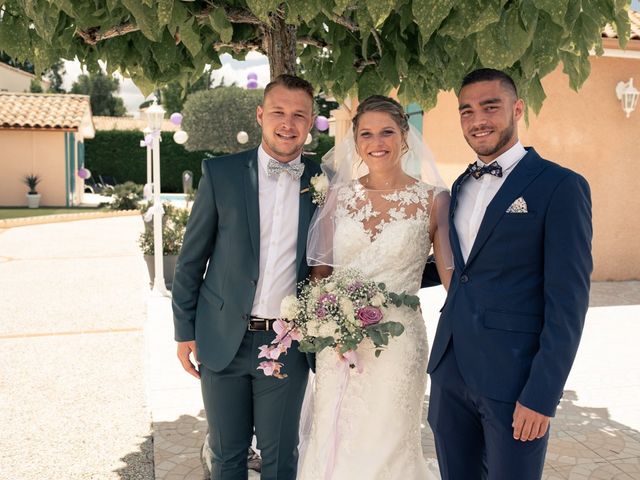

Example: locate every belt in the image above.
[248,316,277,331]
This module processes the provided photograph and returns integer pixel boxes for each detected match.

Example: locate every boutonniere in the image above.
[308,173,328,205]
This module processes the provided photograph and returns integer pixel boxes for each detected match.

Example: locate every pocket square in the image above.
[506,197,528,213]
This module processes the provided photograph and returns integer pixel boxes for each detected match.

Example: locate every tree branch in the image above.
[212,39,263,54]
[355,59,377,72]
[330,13,359,32]
[297,36,327,48]
[76,4,262,45]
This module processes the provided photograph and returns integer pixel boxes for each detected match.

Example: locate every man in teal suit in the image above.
[172,74,321,479]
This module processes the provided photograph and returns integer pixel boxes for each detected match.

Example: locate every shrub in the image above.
[108,181,143,210]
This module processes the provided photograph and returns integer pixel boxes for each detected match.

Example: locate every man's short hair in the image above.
[263,74,315,102]
[460,68,518,98]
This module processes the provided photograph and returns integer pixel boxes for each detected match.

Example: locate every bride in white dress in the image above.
[297,96,453,480]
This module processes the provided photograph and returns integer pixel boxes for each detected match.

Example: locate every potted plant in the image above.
[138,206,189,290]
[23,174,42,208]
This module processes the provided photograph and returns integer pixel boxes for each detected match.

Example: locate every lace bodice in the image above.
[333,180,437,294]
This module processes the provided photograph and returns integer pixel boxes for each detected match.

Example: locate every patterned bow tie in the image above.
[466,161,503,180]
[267,158,305,179]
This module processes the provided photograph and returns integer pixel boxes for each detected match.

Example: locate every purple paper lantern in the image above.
[77,168,91,179]
[247,80,259,89]
[315,115,329,131]
[247,72,258,81]
[170,112,183,126]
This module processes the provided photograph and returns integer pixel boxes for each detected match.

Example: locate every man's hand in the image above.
[512,401,550,441]
[177,341,200,379]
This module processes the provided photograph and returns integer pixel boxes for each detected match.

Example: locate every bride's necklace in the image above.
[363,174,408,190]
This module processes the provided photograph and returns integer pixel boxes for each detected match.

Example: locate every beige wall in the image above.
[0,63,49,92]
[0,130,68,206]
[423,56,640,281]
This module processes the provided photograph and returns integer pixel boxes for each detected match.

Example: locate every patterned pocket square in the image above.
[506,197,528,213]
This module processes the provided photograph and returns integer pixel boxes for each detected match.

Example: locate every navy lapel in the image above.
[243,149,260,261]
[449,172,468,271]
[296,157,314,278]
[464,148,545,268]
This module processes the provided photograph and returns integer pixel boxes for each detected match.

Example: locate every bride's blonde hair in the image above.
[352,95,410,158]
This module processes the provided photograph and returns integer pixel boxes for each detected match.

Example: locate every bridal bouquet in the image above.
[257,269,421,378]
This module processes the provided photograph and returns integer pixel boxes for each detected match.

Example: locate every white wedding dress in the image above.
[298,180,441,480]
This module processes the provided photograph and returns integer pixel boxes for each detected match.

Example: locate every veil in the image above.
[307,124,453,270]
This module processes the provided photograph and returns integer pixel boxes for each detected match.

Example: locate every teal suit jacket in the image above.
[172,148,322,371]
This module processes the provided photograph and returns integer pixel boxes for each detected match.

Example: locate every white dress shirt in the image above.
[454,141,527,262]
[251,145,301,318]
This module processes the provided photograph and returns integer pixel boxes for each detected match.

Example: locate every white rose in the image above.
[318,320,340,339]
[339,298,355,319]
[280,295,299,319]
[312,174,329,192]
[325,282,336,292]
[306,319,320,337]
[370,293,385,308]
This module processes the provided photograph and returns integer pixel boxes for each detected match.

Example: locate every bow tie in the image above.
[466,161,503,180]
[267,158,305,179]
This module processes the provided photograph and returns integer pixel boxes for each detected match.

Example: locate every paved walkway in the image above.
[2,217,639,479]
[0,216,153,479]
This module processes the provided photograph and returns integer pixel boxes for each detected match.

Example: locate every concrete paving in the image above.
[1,216,639,479]
[0,217,153,480]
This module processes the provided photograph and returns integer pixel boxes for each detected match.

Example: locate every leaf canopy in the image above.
[0,0,631,113]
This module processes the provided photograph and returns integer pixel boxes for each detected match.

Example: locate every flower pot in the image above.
[143,254,177,290]
[26,193,41,208]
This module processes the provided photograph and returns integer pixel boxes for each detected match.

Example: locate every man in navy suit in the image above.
[427,68,593,479]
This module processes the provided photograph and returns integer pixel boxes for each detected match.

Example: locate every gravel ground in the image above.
[0,217,154,480]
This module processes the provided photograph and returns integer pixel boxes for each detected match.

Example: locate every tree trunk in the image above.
[263,14,298,78]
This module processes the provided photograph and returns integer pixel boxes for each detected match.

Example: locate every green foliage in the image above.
[0,0,631,114]
[22,174,41,194]
[84,130,216,192]
[45,61,66,93]
[29,79,43,93]
[182,86,263,153]
[107,181,144,210]
[309,133,334,162]
[138,203,189,255]
[71,71,126,116]
[160,69,214,115]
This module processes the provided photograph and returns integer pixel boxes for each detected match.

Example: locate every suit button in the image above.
[251,280,257,286]
[242,314,249,320]
[460,274,469,283]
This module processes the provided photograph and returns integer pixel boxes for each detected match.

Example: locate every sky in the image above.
[62,51,270,116]
[62,1,640,115]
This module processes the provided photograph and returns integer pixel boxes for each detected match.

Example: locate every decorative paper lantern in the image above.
[77,168,91,179]
[170,112,183,126]
[237,131,249,144]
[247,72,258,80]
[247,80,259,89]
[305,133,313,145]
[315,115,329,131]
[173,130,189,145]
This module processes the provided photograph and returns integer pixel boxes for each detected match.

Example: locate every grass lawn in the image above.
[0,207,109,220]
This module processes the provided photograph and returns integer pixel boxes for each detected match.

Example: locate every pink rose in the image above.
[357,306,383,326]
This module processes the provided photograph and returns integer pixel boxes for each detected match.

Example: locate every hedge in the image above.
[84,131,215,192]
[85,130,335,192]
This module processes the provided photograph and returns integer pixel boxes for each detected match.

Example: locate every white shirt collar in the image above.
[258,144,302,175]
[475,141,526,173]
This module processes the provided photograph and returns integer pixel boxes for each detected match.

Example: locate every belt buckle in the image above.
[248,318,270,331]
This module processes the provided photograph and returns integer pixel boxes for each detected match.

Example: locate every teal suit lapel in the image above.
[243,149,260,261]
[465,148,545,268]
[296,158,314,278]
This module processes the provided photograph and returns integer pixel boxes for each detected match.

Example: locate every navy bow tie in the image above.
[466,161,503,180]
[267,158,305,179]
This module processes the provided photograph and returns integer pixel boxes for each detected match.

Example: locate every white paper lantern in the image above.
[173,130,189,145]
[237,131,249,144]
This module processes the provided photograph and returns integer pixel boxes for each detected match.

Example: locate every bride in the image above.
[297,95,453,479]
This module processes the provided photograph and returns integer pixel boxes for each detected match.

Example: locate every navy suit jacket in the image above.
[427,148,593,417]
[172,148,322,372]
